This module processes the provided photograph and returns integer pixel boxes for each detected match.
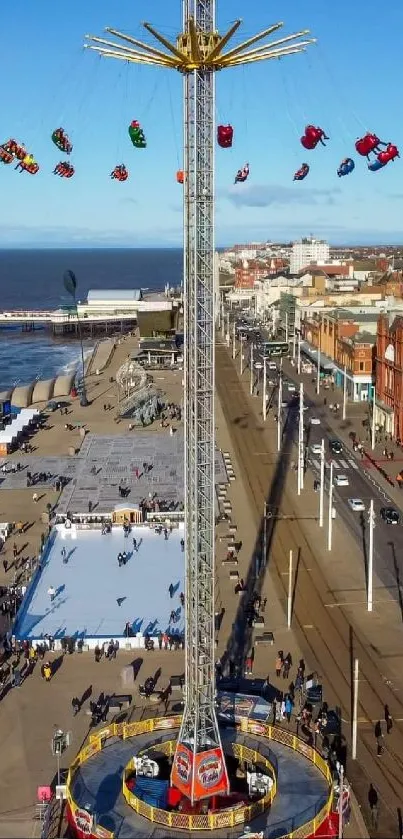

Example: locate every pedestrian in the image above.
[275,651,283,678]
[94,644,101,662]
[2,558,7,573]
[61,547,67,563]
[374,720,384,755]
[72,696,81,715]
[384,703,393,734]
[132,537,137,551]
[43,662,52,682]
[368,784,378,829]
[32,492,38,503]
[88,500,92,513]
[47,585,56,603]
[283,652,292,679]
[13,543,18,559]
[285,695,293,723]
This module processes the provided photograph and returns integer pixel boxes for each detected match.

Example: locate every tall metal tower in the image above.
[85,4,314,804]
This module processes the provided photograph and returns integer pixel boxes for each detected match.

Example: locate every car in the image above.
[380,507,400,524]
[268,362,277,371]
[335,474,349,487]
[310,444,323,456]
[348,498,365,512]
[310,417,321,425]
[329,439,343,455]
[287,383,296,392]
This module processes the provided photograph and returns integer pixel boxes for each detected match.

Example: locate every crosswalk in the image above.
[310,457,359,472]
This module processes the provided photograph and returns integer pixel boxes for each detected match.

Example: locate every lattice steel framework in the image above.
[85,4,315,804]
[179,0,227,799]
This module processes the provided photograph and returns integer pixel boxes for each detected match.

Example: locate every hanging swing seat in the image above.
[129,121,147,148]
[176,169,185,184]
[217,124,233,148]
[0,146,14,164]
[21,160,39,175]
[51,128,73,154]
[4,139,26,160]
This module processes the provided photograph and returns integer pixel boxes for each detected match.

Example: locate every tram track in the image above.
[216,343,403,836]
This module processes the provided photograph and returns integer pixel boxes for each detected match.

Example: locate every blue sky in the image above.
[1,0,403,247]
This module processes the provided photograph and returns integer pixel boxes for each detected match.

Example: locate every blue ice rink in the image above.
[14,525,185,642]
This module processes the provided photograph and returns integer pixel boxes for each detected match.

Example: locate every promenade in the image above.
[0,328,366,839]
[216,335,403,838]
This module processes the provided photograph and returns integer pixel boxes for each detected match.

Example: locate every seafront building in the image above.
[0,287,181,338]
[289,237,330,275]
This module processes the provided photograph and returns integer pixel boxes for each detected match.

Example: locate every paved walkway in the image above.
[218,338,403,838]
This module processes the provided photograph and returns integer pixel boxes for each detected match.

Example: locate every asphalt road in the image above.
[277,360,403,599]
[216,339,403,838]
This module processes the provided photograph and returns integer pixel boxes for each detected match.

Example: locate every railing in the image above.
[65,715,333,838]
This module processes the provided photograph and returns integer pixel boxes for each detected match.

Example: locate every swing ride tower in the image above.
[85,1,314,806]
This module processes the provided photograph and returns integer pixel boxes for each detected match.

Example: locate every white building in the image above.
[290,237,329,275]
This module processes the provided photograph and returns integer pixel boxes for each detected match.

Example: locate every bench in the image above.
[254,632,274,646]
[108,693,132,711]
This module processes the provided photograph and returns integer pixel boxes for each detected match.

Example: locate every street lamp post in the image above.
[371,384,376,451]
[287,549,293,628]
[240,336,246,376]
[263,357,267,421]
[342,364,347,421]
[297,330,301,375]
[277,365,283,452]
[327,460,334,551]
[319,438,325,527]
[316,317,321,396]
[352,658,359,760]
[63,270,89,407]
[368,499,375,612]
[316,345,321,395]
[232,321,236,360]
[250,343,254,396]
[297,382,304,495]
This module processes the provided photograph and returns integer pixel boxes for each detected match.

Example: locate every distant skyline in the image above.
[1,0,403,247]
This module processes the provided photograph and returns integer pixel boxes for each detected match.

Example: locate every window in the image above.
[359,361,364,371]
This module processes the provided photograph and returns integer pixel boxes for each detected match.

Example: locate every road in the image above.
[216,338,403,839]
[285,359,403,600]
[251,342,403,603]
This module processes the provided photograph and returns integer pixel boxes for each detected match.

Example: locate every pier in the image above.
[0,293,181,336]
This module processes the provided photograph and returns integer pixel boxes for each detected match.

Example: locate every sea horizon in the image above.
[0,247,183,389]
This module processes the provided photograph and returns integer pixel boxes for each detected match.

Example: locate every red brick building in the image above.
[375,314,403,437]
[234,260,270,289]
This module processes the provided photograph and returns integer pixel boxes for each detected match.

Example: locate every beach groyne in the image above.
[0,338,117,409]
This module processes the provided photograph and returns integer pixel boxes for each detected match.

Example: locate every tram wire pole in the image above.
[327,460,334,551]
[342,364,347,421]
[277,361,283,452]
[352,658,359,760]
[287,549,293,628]
[368,499,375,612]
[319,438,325,527]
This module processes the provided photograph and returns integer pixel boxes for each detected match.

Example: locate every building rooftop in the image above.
[87,289,143,303]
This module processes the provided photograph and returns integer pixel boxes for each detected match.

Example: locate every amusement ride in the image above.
[2,0,399,834]
[82,0,320,807]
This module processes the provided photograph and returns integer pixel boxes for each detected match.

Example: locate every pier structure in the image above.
[0,293,180,337]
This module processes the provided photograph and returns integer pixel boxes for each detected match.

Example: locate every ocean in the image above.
[0,248,182,391]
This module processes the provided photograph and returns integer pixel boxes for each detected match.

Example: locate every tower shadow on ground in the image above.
[221,401,297,674]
